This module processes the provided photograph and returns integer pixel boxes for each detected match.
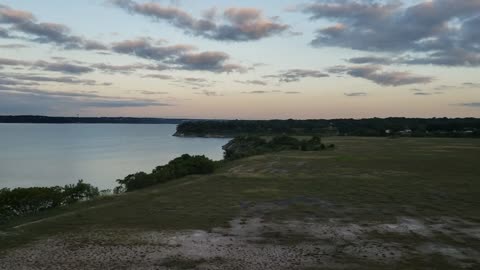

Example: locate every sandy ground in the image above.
[1,215,479,270]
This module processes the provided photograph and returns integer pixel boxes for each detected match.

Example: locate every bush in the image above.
[223,135,328,160]
[0,180,100,224]
[300,136,324,151]
[116,172,157,193]
[116,154,216,192]
[223,136,269,160]
[268,135,301,149]
[63,180,100,204]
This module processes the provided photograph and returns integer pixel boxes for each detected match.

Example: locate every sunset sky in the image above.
[0,0,479,119]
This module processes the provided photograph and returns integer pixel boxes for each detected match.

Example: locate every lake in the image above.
[0,124,229,190]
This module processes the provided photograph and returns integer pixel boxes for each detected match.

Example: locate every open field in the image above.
[1,137,479,269]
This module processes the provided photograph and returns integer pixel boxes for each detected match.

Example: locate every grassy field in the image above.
[1,137,479,269]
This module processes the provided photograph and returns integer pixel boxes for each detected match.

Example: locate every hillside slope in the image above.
[1,137,479,269]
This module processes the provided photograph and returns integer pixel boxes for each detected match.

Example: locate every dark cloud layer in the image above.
[142,74,174,80]
[34,61,94,74]
[0,4,107,50]
[347,56,393,65]
[414,92,433,96]
[235,80,268,86]
[92,63,168,74]
[0,73,99,86]
[265,69,329,83]
[460,102,480,107]
[0,43,29,49]
[344,92,367,97]
[242,90,269,94]
[0,83,170,114]
[328,65,433,86]
[196,90,222,97]
[298,0,480,66]
[111,38,194,61]
[1,5,246,74]
[111,38,245,72]
[463,82,480,88]
[0,57,96,75]
[111,0,289,41]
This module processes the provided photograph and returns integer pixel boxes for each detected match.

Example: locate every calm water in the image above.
[0,124,228,189]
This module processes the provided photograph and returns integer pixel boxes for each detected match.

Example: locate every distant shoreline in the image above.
[0,115,201,125]
[173,132,233,138]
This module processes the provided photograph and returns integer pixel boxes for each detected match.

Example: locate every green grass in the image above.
[1,137,479,267]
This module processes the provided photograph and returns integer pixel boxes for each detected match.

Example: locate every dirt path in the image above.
[1,215,479,270]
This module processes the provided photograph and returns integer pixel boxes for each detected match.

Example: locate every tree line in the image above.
[175,118,480,137]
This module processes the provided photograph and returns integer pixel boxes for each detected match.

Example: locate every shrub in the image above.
[63,180,100,204]
[116,154,216,192]
[268,135,301,150]
[223,136,269,160]
[223,135,328,160]
[0,180,100,224]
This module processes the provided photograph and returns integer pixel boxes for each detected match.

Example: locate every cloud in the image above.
[403,49,480,66]
[265,69,329,83]
[33,61,94,74]
[220,63,248,73]
[111,38,245,72]
[2,5,245,74]
[142,74,174,80]
[463,82,480,88]
[344,92,367,97]
[0,26,10,37]
[0,43,29,49]
[177,51,244,72]
[242,90,270,94]
[0,53,200,76]
[0,85,99,99]
[196,90,222,96]
[327,65,433,86]
[137,90,169,95]
[92,63,167,74]
[0,77,39,86]
[0,56,146,75]
[0,92,170,115]
[459,102,480,107]
[177,77,216,89]
[0,4,107,50]
[0,57,31,66]
[235,80,268,86]
[176,51,227,71]
[297,0,480,67]
[215,8,289,41]
[0,5,34,24]
[111,38,195,61]
[0,73,100,86]
[414,92,433,96]
[184,78,208,83]
[434,85,457,91]
[284,91,301,94]
[347,56,393,65]
[110,0,289,41]
[0,84,170,110]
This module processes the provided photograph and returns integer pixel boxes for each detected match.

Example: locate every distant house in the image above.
[399,129,412,136]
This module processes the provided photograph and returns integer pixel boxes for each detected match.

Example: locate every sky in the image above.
[0,0,479,119]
